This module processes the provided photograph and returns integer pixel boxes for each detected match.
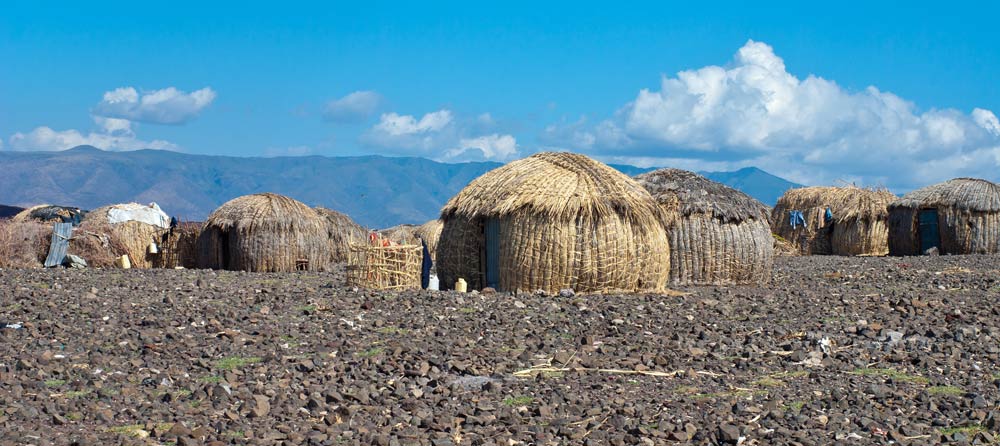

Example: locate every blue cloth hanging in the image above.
[789,210,805,229]
[824,207,833,224]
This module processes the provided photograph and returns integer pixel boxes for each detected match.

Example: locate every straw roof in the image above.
[774,186,895,222]
[441,152,665,227]
[890,178,1000,212]
[204,193,322,232]
[635,168,768,223]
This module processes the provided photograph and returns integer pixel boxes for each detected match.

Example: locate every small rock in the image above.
[558,288,575,298]
[718,424,741,444]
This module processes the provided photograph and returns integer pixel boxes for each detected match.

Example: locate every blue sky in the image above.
[2,1,999,189]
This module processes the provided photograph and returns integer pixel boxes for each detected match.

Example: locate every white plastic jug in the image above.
[428,274,439,291]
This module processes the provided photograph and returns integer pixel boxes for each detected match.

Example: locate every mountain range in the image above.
[0,146,800,228]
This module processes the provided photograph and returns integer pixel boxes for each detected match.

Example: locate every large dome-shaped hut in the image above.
[197,193,329,272]
[437,152,670,293]
[771,186,896,256]
[635,168,773,285]
[888,178,1000,255]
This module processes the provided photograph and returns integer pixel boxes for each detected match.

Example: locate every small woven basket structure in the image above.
[346,235,422,290]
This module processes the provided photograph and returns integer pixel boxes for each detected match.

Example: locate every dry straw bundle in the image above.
[437,152,670,293]
[635,168,773,285]
[197,193,330,272]
[378,224,419,245]
[770,186,896,256]
[315,207,369,263]
[888,178,1000,255]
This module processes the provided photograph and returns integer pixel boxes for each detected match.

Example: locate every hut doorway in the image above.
[918,209,940,253]
[483,218,501,289]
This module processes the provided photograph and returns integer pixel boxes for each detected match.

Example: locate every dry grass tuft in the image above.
[0,220,51,268]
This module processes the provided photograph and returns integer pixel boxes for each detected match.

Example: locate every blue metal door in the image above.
[484,218,500,289]
[919,209,940,253]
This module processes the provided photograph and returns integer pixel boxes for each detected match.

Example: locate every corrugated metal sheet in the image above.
[484,218,500,289]
[44,223,73,268]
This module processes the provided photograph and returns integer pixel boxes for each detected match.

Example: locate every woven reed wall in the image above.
[890,206,1000,255]
[197,222,329,272]
[346,244,422,290]
[831,218,888,256]
[436,216,485,289]
[152,224,199,268]
[438,213,669,293]
[770,205,832,255]
[669,215,772,285]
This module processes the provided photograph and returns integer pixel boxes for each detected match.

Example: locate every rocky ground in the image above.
[2,255,1000,445]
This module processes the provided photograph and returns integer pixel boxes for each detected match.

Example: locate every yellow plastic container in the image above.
[455,278,467,293]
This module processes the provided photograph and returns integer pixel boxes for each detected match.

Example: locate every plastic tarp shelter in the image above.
[106,202,171,228]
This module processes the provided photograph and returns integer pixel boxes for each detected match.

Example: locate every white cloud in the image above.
[447,134,519,161]
[374,110,453,136]
[92,86,216,125]
[547,40,1000,189]
[362,109,518,161]
[323,91,383,123]
[8,126,177,151]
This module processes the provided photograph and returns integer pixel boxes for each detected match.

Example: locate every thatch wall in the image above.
[315,207,368,263]
[888,178,1000,255]
[635,168,773,285]
[197,193,330,272]
[771,186,895,256]
[152,222,200,269]
[80,207,168,268]
[414,219,443,262]
[437,152,670,293]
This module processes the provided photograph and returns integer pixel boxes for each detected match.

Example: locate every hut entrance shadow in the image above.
[919,209,940,253]
[220,229,231,269]
[484,218,500,289]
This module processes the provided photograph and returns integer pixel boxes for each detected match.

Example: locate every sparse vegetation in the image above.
[214,356,262,371]
[503,396,534,406]
[850,367,929,384]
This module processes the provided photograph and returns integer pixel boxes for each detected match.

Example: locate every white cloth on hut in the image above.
[106,202,171,228]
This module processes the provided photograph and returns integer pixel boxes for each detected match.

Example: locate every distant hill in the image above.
[0,146,800,227]
[0,204,25,219]
[699,167,800,206]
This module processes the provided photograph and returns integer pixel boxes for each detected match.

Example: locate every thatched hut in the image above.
[79,203,174,268]
[771,186,896,256]
[414,219,443,262]
[635,168,773,285]
[197,193,330,272]
[437,152,670,293]
[315,207,368,263]
[888,178,1000,255]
